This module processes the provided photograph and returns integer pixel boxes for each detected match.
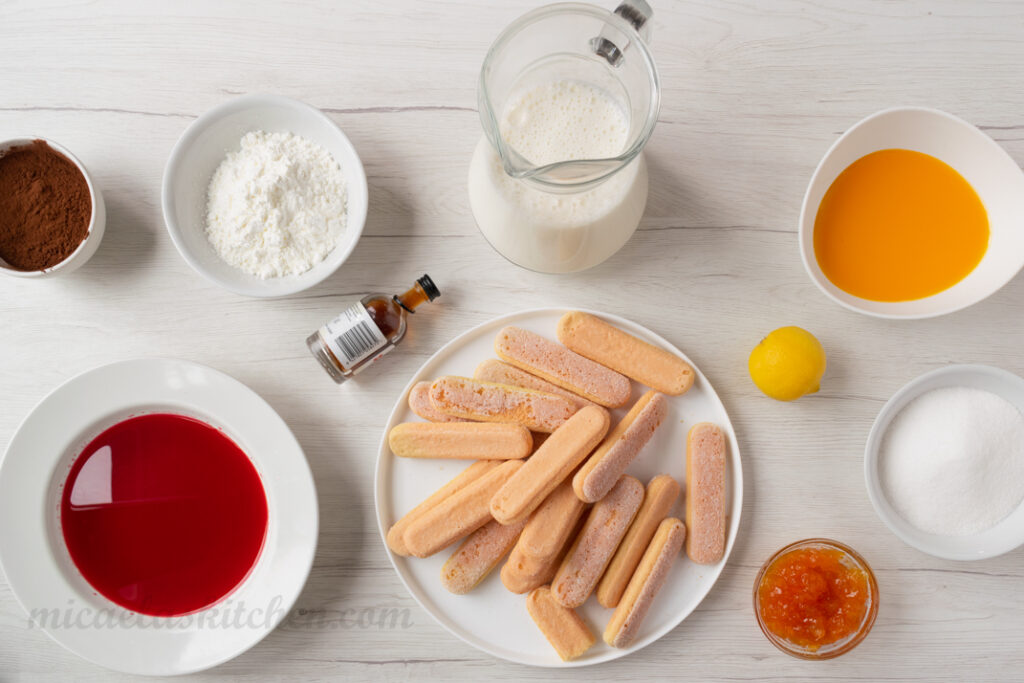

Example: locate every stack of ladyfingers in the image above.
[385,311,729,661]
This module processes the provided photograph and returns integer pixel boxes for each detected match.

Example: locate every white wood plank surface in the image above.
[2,0,1024,680]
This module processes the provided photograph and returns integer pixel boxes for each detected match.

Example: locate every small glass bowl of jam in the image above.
[754,538,879,660]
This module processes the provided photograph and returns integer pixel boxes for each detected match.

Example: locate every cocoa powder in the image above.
[0,140,92,270]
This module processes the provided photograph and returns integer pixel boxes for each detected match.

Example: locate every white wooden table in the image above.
[3,0,1024,680]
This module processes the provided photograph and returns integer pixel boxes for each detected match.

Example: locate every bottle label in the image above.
[352,343,396,376]
[321,304,388,370]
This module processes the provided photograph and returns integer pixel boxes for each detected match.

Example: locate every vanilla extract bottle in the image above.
[308,275,441,383]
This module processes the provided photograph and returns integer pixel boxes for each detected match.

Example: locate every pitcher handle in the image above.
[592,0,654,66]
[614,0,653,43]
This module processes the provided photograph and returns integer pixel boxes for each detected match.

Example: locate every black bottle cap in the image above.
[417,274,440,301]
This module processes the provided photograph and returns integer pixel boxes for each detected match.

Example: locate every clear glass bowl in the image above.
[753,538,879,660]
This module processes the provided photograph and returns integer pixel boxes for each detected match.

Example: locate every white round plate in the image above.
[0,358,318,675]
[374,308,743,666]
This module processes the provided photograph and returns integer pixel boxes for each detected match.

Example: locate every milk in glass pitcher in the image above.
[468,1,660,273]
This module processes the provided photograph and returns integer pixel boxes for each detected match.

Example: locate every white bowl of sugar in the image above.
[162,94,368,298]
[865,364,1024,560]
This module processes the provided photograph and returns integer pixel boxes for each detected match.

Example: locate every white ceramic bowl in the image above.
[161,94,368,298]
[799,107,1024,319]
[864,364,1024,560]
[0,137,106,278]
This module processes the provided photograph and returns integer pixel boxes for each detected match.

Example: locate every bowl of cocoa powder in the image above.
[0,138,105,277]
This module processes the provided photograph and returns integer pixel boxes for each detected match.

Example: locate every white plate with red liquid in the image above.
[0,358,318,675]
[374,308,743,666]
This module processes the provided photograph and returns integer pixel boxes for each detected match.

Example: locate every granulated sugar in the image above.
[880,386,1024,536]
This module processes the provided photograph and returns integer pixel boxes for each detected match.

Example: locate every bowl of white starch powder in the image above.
[162,94,367,297]
[865,364,1024,560]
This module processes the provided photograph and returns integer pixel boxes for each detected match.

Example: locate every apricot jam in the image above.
[755,539,878,659]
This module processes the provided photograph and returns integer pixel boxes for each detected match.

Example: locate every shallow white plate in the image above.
[799,107,1024,319]
[865,364,1024,560]
[0,358,318,675]
[374,308,743,666]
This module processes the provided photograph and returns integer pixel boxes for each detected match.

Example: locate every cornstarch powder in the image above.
[205,131,347,278]
[880,386,1024,536]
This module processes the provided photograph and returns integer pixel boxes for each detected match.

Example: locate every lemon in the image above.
[748,326,826,401]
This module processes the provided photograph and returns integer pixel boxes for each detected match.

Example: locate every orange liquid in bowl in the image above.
[813,149,989,302]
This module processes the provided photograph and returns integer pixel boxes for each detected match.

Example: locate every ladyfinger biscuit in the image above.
[573,391,668,503]
[557,311,695,396]
[517,480,587,560]
[500,543,560,594]
[604,517,686,648]
[551,475,644,608]
[501,483,587,594]
[429,376,577,433]
[386,460,500,556]
[495,326,631,408]
[597,475,681,608]
[441,517,527,594]
[526,586,596,662]
[403,459,523,558]
[685,422,727,564]
[474,359,595,411]
[408,381,467,423]
[388,422,532,460]
[490,405,609,525]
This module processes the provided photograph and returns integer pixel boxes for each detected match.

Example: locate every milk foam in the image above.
[501,80,630,165]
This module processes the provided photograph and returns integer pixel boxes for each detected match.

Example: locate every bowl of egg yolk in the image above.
[799,107,1024,319]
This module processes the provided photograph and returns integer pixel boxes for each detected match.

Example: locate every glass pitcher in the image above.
[468,1,660,273]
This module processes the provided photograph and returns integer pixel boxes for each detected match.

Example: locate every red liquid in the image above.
[60,413,268,617]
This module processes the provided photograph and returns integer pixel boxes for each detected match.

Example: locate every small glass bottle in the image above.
[307,274,441,383]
